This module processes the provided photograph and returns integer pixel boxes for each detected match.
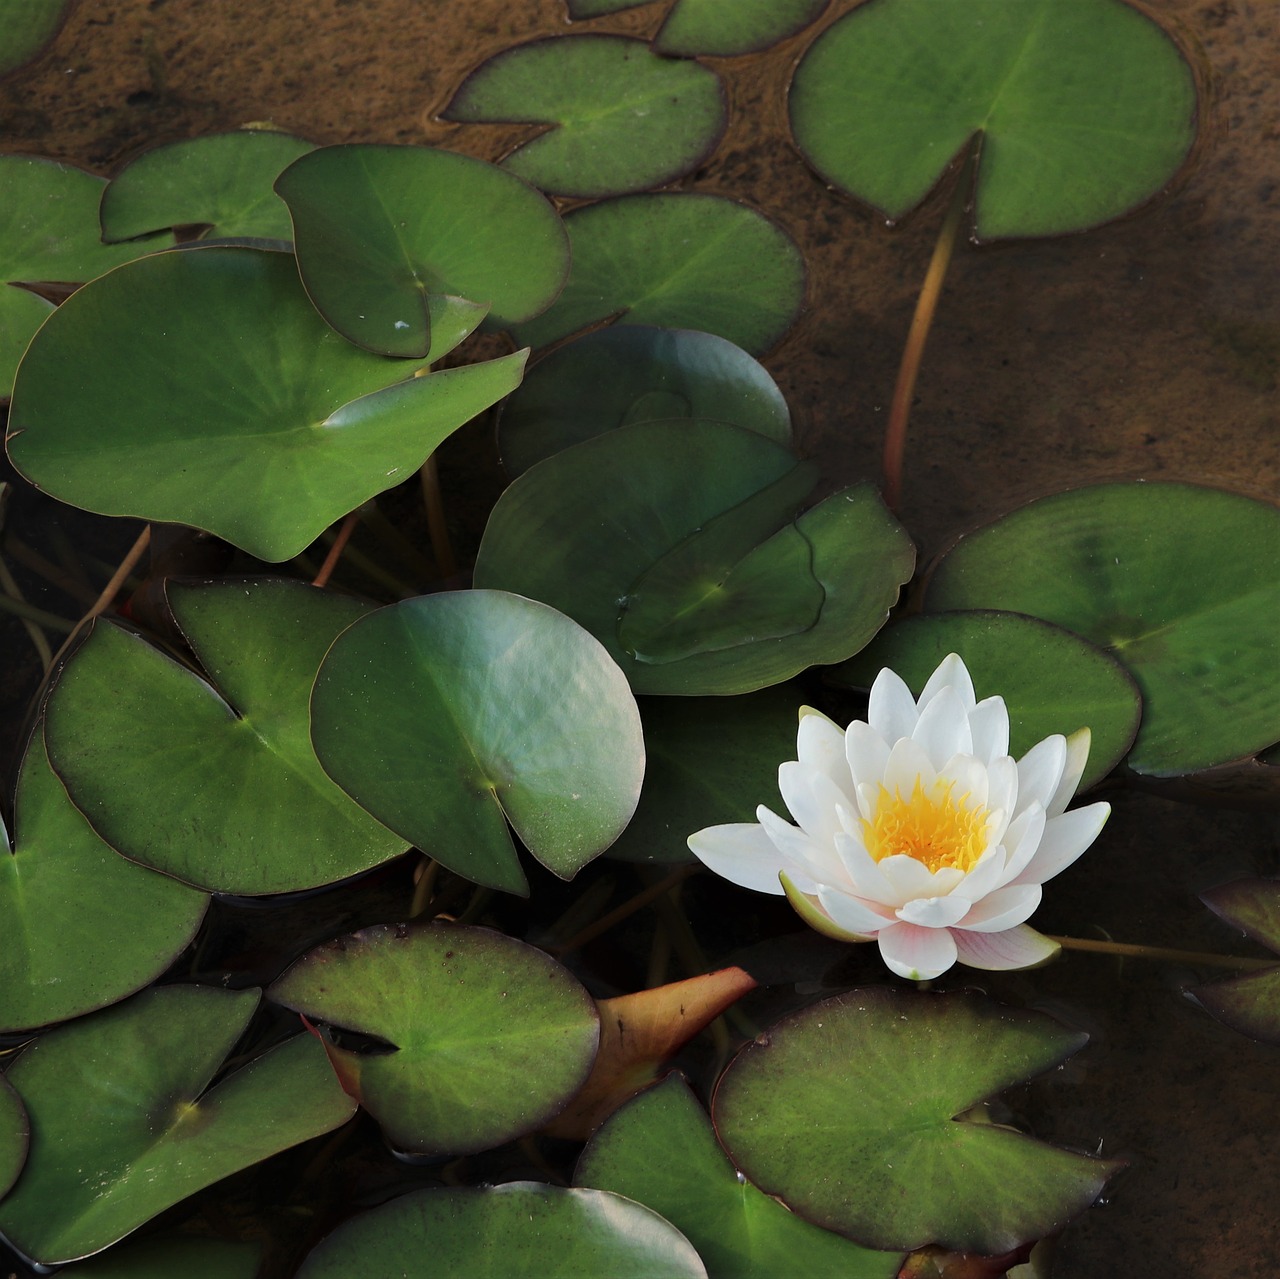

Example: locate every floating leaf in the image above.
[276,143,569,356]
[713,987,1120,1253]
[0,1072,27,1201]
[442,35,726,197]
[829,611,1141,790]
[297,1183,707,1278]
[1191,878,1280,1044]
[270,922,600,1155]
[924,483,1280,775]
[61,1236,264,1279]
[0,733,208,1031]
[0,0,74,76]
[6,245,516,560]
[508,194,805,355]
[498,326,790,478]
[100,130,316,241]
[310,590,644,895]
[654,0,831,57]
[0,985,355,1266]
[789,0,1197,238]
[0,286,53,405]
[44,578,407,896]
[577,1074,903,1278]
[475,421,914,695]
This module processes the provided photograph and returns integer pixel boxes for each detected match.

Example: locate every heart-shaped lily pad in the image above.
[61,1235,264,1279]
[1,732,208,1031]
[269,922,600,1155]
[0,0,74,76]
[714,988,1120,1254]
[441,35,726,197]
[789,0,1197,239]
[829,610,1141,790]
[100,130,316,241]
[577,1074,903,1278]
[6,245,517,561]
[1191,878,1280,1044]
[924,483,1280,776]
[296,1183,707,1278]
[0,1072,27,1201]
[498,326,791,478]
[654,0,831,57]
[43,578,407,896]
[508,194,805,355]
[275,143,569,357]
[0,984,355,1266]
[475,420,914,695]
[310,590,644,896]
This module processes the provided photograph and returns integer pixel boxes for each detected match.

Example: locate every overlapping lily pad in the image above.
[924,483,1280,775]
[43,578,407,896]
[310,590,644,895]
[830,611,1141,789]
[269,922,600,1155]
[507,194,805,355]
[654,0,830,57]
[275,144,569,356]
[475,420,914,695]
[100,130,316,241]
[297,1183,707,1278]
[0,1,75,78]
[713,987,1120,1253]
[0,733,208,1031]
[441,35,726,197]
[577,1074,902,1278]
[498,326,790,477]
[789,0,1197,238]
[1191,878,1280,1043]
[0,985,355,1266]
[0,1072,26,1200]
[6,245,518,560]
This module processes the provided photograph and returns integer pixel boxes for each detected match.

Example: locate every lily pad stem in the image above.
[420,453,458,578]
[882,145,975,512]
[311,511,360,588]
[1047,933,1273,971]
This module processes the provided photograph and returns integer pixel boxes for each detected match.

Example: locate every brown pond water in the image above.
[1,1,1278,1275]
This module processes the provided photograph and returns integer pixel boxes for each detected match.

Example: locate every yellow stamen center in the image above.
[863,778,990,874]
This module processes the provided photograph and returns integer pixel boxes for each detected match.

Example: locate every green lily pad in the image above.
[498,326,790,478]
[0,0,74,77]
[1,733,208,1031]
[310,590,644,896]
[0,984,355,1266]
[608,685,798,863]
[100,130,316,241]
[269,922,600,1155]
[713,987,1120,1254]
[0,284,54,399]
[62,1235,264,1278]
[6,245,517,561]
[297,1183,707,1278]
[0,1072,27,1200]
[654,0,831,57]
[508,194,805,355]
[829,610,1141,790]
[43,578,407,896]
[789,0,1197,239]
[475,421,914,695]
[441,35,726,198]
[577,1073,902,1277]
[924,483,1280,776]
[1191,878,1280,1044]
[275,143,569,357]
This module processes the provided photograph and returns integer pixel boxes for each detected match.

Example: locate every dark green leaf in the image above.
[0,0,74,76]
[655,0,830,57]
[1191,878,1280,1044]
[0,1072,26,1201]
[61,1236,264,1279]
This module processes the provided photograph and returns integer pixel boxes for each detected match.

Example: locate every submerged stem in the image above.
[311,511,360,589]
[420,453,458,579]
[1047,933,1274,971]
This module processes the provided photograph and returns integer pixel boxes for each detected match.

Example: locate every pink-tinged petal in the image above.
[818,884,895,935]
[999,802,1046,885]
[868,666,919,743]
[912,687,974,769]
[896,895,972,928]
[845,720,891,790]
[877,854,963,904]
[877,922,959,980]
[1010,802,1110,886]
[882,736,937,794]
[834,831,897,904]
[779,762,855,847]
[919,652,976,709]
[937,754,989,808]
[968,696,1010,763]
[954,844,1008,902]
[957,883,1042,932]
[796,708,848,786]
[1015,735,1067,816]
[953,924,1061,971]
[688,822,789,895]
[1047,728,1092,817]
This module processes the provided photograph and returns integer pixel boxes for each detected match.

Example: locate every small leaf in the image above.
[655,0,830,57]
[0,0,75,76]
[1191,878,1280,1044]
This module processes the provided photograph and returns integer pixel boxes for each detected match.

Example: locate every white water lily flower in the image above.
[688,654,1110,981]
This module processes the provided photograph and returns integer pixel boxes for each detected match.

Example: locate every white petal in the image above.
[897,895,972,928]
[912,687,973,768]
[796,708,848,786]
[1016,735,1067,816]
[984,756,1019,826]
[817,884,895,935]
[868,667,919,743]
[688,822,788,895]
[877,922,959,980]
[999,802,1047,885]
[968,696,1010,763]
[834,831,897,904]
[937,754,989,808]
[845,720,891,789]
[957,884,1042,932]
[1047,728,1092,817]
[919,652,976,709]
[756,805,830,885]
[779,762,854,847]
[882,736,937,794]
[877,854,964,904]
[953,844,1008,902]
[1010,802,1111,886]
[953,925,1061,971]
